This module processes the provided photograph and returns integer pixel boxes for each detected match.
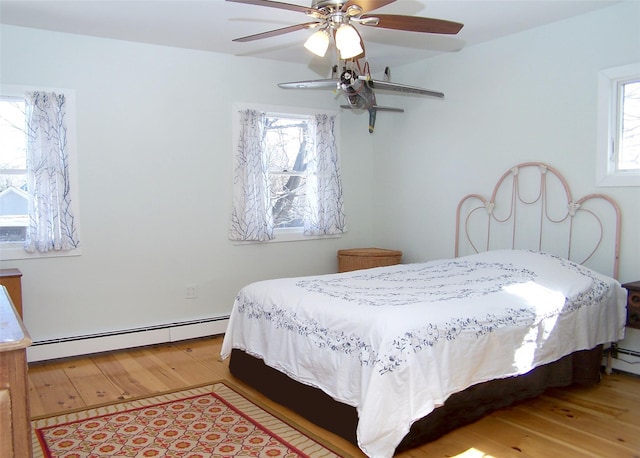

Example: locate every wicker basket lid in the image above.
[337,248,402,257]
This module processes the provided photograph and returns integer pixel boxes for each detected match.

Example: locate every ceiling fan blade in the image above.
[232,22,319,42]
[341,0,396,14]
[226,0,314,15]
[361,14,463,34]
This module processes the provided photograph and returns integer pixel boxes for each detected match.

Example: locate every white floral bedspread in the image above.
[220,250,626,458]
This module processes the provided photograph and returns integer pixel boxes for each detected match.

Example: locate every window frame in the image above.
[231,103,341,244]
[0,84,82,260]
[596,62,640,187]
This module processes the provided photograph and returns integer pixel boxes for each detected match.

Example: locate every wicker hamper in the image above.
[337,248,402,273]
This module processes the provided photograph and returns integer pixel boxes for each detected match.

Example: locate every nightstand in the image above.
[337,248,402,273]
[623,281,640,330]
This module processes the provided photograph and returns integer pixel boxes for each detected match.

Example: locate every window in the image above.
[229,104,346,242]
[597,63,640,187]
[265,115,310,231]
[0,85,81,260]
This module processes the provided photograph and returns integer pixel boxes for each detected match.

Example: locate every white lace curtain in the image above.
[229,109,275,242]
[304,114,346,236]
[229,110,346,241]
[24,91,79,253]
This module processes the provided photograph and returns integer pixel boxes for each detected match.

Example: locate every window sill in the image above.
[0,244,82,261]
[231,230,341,245]
[596,171,640,187]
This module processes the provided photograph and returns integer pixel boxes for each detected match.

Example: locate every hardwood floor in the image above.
[28,336,640,457]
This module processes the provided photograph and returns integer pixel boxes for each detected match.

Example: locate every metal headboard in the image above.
[455,162,621,279]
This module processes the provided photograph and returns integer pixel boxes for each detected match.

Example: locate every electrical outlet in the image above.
[185,285,198,299]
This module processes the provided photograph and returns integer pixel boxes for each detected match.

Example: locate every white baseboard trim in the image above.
[27,316,229,363]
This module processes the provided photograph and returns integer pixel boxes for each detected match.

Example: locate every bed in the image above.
[221,162,626,458]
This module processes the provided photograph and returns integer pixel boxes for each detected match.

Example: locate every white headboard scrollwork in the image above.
[455,162,621,279]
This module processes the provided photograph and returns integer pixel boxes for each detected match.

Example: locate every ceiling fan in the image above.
[227,0,464,59]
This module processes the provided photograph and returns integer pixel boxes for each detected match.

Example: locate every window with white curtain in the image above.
[229,104,346,242]
[597,62,640,187]
[0,85,81,260]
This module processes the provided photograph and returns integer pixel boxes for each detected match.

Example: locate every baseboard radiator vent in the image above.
[610,345,640,376]
[27,316,230,363]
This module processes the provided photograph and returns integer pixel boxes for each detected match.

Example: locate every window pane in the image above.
[265,117,310,172]
[0,225,27,242]
[0,98,27,175]
[270,174,307,228]
[620,81,640,171]
[264,115,312,230]
[0,98,28,242]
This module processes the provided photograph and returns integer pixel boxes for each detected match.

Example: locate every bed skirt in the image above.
[229,346,603,454]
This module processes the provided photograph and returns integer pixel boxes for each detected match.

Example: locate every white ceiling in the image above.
[0,0,622,68]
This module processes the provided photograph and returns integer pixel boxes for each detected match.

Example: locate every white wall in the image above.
[372,1,640,284]
[0,26,376,345]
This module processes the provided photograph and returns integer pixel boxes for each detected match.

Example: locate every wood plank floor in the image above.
[28,336,640,457]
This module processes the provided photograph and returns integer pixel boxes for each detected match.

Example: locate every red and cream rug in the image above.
[32,382,344,457]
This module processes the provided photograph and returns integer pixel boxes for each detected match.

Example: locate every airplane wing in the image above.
[278,79,339,90]
[365,79,444,98]
[372,106,404,112]
[340,105,404,112]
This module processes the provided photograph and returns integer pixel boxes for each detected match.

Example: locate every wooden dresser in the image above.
[0,285,32,458]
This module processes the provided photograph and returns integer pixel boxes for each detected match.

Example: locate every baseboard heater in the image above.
[615,347,640,358]
[27,316,230,363]
[610,345,640,376]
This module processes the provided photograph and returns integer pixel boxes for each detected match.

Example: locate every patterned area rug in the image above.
[32,381,344,457]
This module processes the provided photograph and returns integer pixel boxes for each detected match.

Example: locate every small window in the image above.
[0,85,81,260]
[597,63,640,187]
[229,104,345,243]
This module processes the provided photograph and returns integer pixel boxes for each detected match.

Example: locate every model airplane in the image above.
[278,64,444,133]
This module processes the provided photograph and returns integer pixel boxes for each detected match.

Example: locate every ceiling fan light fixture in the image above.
[335,24,363,59]
[304,29,330,56]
